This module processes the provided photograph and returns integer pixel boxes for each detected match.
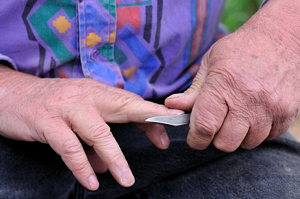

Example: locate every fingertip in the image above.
[165,93,185,109]
[165,92,196,111]
[166,93,185,100]
[160,132,170,149]
[88,175,100,191]
[143,124,170,149]
[167,109,185,115]
[120,167,135,187]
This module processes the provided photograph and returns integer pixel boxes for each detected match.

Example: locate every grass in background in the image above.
[222,0,263,32]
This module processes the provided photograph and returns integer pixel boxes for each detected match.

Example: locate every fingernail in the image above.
[168,109,184,115]
[167,93,185,99]
[161,132,169,147]
[121,168,135,186]
[88,175,99,190]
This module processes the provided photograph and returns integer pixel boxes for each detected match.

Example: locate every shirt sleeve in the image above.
[260,0,269,8]
[0,53,18,70]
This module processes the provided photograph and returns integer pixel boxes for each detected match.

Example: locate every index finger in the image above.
[94,89,184,123]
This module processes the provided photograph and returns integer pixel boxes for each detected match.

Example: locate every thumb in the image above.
[165,50,211,110]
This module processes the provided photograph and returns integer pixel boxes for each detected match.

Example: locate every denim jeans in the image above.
[1,123,300,199]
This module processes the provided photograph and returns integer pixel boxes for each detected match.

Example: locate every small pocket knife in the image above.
[145,114,190,126]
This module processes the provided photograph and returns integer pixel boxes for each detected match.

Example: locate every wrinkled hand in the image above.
[166,1,300,152]
[0,66,182,190]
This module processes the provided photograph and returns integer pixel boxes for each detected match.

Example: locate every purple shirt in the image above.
[0,0,228,99]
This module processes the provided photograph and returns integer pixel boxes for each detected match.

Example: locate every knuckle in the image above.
[212,69,238,91]
[118,95,139,110]
[61,139,82,157]
[119,96,134,106]
[106,152,125,167]
[72,160,91,174]
[109,94,136,112]
[193,118,217,138]
[60,139,91,175]
[231,110,252,126]
[88,123,111,142]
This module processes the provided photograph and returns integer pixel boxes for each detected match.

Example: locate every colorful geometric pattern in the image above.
[28,0,76,65]
[1,0,226,99]
[116,0,152,7]
[53,16,71,33]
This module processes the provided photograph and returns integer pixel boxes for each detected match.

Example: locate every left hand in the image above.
[0,67,182,190]
[165,0,300,152]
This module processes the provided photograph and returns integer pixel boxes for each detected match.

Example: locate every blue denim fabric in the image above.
[1,123,300,199]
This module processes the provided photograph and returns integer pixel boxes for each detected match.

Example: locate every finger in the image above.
[268,117,294,140]
[94,90,183,123]
[187,87,228,150]
[71,109,135,187]
[165,49,211,110]
[213,112,250,152]
[135,123,169,149]
[240,121,271,149]
[42,122,99,191]
[164,92,198,111]
[164,70,206,111]
[86,147,108,173]
[94,82,144,99]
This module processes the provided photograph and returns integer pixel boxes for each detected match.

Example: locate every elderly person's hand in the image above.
[165,0,300,152]
[0,65,182,191]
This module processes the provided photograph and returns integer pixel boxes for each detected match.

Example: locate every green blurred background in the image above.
[222,0,263,32]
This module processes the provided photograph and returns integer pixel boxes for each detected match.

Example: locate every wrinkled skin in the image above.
[166,0,300,152]
[1,0,300,192]
[0,67,183,190]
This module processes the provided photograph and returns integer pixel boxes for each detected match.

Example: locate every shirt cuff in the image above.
[260,0,269,8]
[0,53,18,70]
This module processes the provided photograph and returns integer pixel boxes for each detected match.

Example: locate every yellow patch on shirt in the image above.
[108,31,116,43]
[116,67,122,76]
[124,67,137,79]
[53,16,71,33]
[84,33,102,48]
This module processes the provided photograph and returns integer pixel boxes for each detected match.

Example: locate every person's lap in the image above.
[1,123,300,199]
[116,126,300,199]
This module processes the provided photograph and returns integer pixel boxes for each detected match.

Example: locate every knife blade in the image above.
[145,114,191,126]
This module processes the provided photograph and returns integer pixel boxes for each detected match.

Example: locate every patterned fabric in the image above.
[0,0,227,99]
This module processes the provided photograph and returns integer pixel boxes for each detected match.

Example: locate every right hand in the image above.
[0,65,183,190]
